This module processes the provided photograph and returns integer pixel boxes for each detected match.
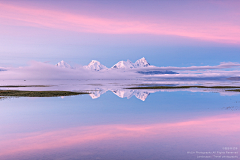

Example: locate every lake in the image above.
[0,81,239,160]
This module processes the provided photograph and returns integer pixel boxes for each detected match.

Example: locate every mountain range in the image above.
[56,57,150,70]
[55,57,178,75]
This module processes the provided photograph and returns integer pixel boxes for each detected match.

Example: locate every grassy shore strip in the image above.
[226,89,240,92]
[0,90,89,97]
[126,86,240,89]
[0,85,50,88]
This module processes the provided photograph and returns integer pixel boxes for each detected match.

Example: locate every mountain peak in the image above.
[134,57,150,68]
[55,60,72,69]
[84,60,107,71]
[89,60,101,65]
[111,60,135,69]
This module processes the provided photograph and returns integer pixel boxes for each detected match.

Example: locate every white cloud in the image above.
[1,61,240,81]
[0,61,139,80]
[135,62,240,71]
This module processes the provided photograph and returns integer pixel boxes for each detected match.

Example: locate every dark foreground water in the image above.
[0,90,239,160]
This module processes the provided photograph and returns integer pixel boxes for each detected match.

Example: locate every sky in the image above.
[0,0,240,67]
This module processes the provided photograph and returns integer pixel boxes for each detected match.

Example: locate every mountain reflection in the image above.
[88,88,240,101]
[89,89,154,101]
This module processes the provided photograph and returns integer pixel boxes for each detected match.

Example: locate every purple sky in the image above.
[0,0,240,67]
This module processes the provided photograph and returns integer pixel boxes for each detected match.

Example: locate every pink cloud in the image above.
[0,2,240,44]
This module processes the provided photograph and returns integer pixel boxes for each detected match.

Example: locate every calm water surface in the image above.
[0,90,239,160]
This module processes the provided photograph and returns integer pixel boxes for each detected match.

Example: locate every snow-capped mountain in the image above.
[111,60,135,69]
[55,60,72,69]
[111,57,150,69]
[84,60,107,71]
[54,58,177,75]
[55,57,151,71]
[134,57,150,68]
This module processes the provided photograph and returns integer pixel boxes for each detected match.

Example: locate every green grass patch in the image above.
[226,89,240,92]
[0,90,89,97]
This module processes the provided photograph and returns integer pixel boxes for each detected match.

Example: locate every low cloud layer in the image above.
[137,62,240,71]
[0,61,139,80]
[1,61,240,80]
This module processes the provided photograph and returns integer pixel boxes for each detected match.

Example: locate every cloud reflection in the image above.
[0,113,239,158]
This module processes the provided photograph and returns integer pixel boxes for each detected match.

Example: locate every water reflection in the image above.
[2,79,240,101]
[89,89,153,101]
[88,88,240,101]
[1,83,240,159]
[0,113,239,159]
